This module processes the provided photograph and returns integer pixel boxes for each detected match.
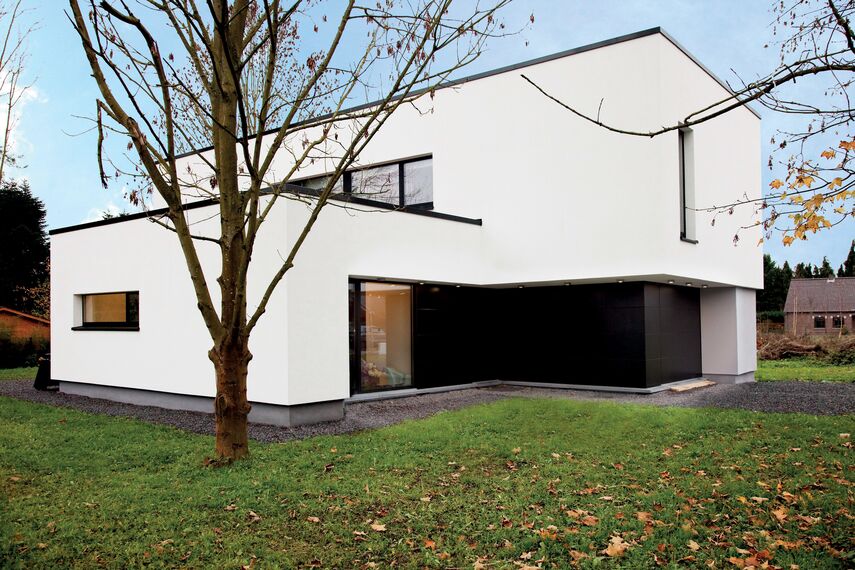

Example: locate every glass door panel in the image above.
[360,282,413,391]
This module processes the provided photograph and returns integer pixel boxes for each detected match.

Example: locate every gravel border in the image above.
[0,378,852,443]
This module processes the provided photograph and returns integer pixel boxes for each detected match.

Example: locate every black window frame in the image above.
[73,291,140,331]
[295,155,434,210]
[813,315,826,329]
[832,315,843,329]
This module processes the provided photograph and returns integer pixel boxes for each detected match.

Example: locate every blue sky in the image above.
[13,0,854,268]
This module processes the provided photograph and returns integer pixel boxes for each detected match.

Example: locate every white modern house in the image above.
[50,28,762,425]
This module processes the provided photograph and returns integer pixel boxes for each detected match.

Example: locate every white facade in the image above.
[51,29,762,418]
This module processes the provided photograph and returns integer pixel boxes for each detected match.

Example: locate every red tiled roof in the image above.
[783,277,855,313]
[0,307,50,325]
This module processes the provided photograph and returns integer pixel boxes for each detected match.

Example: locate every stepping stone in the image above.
[670,379,716,393]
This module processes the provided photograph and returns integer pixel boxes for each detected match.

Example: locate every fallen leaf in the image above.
[224,504,238,512]
[423,539,436,550]
[37,543,47,550]
[636,511,653,522]
[512,447,521,455]
[688,540,700,551]
[839,433,850,439]
[771,507,788,523]
[306,516,320,523]
[246,510,261,523]
[580,515,599,527]
[370,523,386,532]
[8,476,21,482]
[601,535,629,557]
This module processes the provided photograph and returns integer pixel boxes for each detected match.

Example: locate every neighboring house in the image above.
[49,28,762,426]
[784,277,855,335]
[0,307,50,344]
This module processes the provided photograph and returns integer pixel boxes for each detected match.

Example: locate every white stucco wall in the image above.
[51,30,762,406]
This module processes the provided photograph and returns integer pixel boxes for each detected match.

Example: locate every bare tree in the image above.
[0,0,35,182]
[523,0,855,246]
[68,0,517,460]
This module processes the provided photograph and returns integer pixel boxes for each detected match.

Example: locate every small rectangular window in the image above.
[350,164,400,205]
[832,316,843,328]
[679,129,696,242]
[293,174,343,194]
[80,292,139,328]
[403,158,433,206]
[813,315,826,329]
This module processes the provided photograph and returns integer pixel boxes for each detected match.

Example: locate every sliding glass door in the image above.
[351,281,413,393]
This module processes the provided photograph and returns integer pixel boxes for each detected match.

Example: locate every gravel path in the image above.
[0,378,852,443]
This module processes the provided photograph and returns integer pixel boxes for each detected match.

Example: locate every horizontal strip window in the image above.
[293,156,433,209]
[74,291,139,330]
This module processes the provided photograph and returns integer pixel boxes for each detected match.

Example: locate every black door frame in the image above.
[349,278,416,396]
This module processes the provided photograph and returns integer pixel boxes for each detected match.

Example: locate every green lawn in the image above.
[757,359,855,383]
[1,397,852,568]
[0,368,36,382]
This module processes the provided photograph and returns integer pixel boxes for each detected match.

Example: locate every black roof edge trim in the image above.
[171,26,758,163]
[657,29,761,120]
[49,186,481,235]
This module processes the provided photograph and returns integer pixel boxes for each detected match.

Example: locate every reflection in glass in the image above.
[360,282,412,390]
[404,158,433,206]
[83,292,139,324]
[350,164,399,205]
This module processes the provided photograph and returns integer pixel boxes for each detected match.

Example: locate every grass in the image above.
[0,397,852,568]
[757,358,855,383]
[0,367,36,381]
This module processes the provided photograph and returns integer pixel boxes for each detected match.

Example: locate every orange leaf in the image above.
[601,536,629,557]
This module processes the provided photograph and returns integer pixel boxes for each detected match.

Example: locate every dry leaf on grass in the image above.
[601,536,629,557]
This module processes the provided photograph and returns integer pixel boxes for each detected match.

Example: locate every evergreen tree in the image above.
[839,265,846,277]
[843,240,855,277]
[794,262,810,278]
[818,256,835,278]
[0,180,49,314]
[758,255,792,312]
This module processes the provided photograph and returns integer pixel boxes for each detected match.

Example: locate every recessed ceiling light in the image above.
[667,280,674,284]
[455,285,461,288]
[518,285,525,288]
[564,282,571,286]
[617,279,624,284]
[418,282,425,285]
[702,284,708,288]
[686,282,693,286]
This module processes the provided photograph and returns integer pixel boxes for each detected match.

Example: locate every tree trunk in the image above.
[210,339,252,460]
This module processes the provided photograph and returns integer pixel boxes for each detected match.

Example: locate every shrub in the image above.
[757,310,785,323]
[0,326,49,368]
